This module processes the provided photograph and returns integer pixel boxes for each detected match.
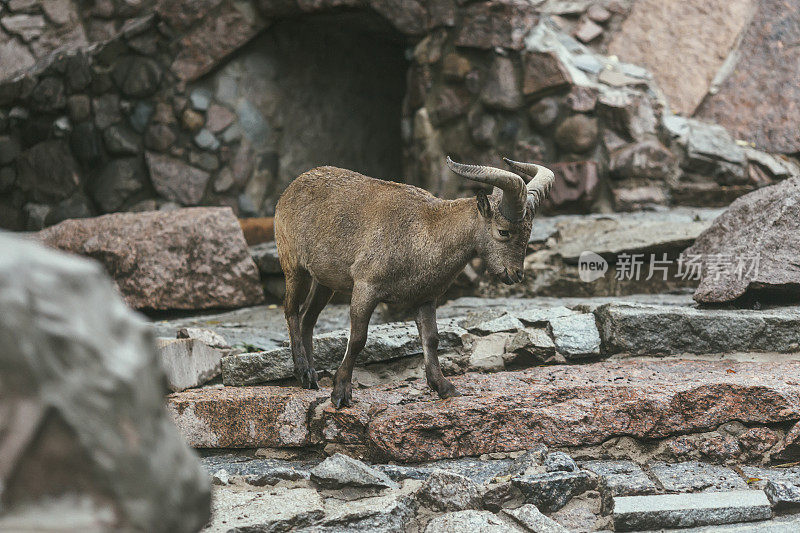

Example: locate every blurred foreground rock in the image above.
[37,207,264,310]
[686,176,800,304]
[0,232,210,532]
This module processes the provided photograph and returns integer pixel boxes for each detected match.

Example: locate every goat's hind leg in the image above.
[284,268,314,388]
[299,279,334,390]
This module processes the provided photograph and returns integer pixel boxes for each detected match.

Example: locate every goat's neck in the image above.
[426,197,483,279]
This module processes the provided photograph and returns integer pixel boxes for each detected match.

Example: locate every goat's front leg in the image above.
[331,285,378,408]
[416,302,460,399]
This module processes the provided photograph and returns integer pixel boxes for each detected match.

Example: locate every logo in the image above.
[578,251,608,283]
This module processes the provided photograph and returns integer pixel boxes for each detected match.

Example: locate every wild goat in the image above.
[275,157,554,408]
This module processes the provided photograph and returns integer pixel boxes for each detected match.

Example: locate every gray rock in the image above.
[237,99,270,141]
[0,233,210,532]
[189,151,219,172]
[200,455,315,482]
[467,332,510,372]
[765,480,800,508]
[481,56,522,110]
[502,503,570,532]
[649,462,747,493]
[684,120,746,183]
[744,147,800,179]
[222,319,466,385]
[177,327,229,349]
[250,241,282,275]
[303,487,418,532]
[310,453,398,489]
[93,94,122,130]
[90,157,146,212]
[70,122,102,165]
[190,88,213,111]
[112,55,163,98]
[103,124,141,155]
[595,303,800,355]
[613,490,772,531]
[46,193,92,226]
[545,452,577,473]
[548,313,601,359]
[740,467,800,490]
[0,134,21,165]
[555,114,598,153]
[146,151,211,206]
[23,203,50,231]
[145,123,176,152]
[203,486,323,532]
[513,470,592,512]
[582,460,657,498]
[505,328,556,363]
[1,14,46,42]
[424,510,517,533]
[245,466,308,486]
[0,36,35,80]
[194,128,220,151]
[378,456,519,485]
[417,469,482,511]
[130,101,154,133]
[468,313,525,335]
[512,306,576,325]
[155,338,224,392]
[16,139,81,202]
[212,469,230,485]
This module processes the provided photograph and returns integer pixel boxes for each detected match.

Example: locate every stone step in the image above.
[612,490,772,531]
[167,359,800,461]
[221,319,467,386]
[214,300,800,388]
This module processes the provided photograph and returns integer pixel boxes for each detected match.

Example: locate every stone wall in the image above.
[0,0,797,231]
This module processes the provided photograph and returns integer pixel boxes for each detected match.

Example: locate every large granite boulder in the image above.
[685,176,800,303]
[0,232,210,531]
[697,0,800,153]
[608,0,753,116]
[37,207,264,310]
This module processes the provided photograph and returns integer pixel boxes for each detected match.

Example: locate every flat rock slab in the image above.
[613,490,771,531]
[596,303,800,355]
[650,462,747,493]
[168,359,800,462]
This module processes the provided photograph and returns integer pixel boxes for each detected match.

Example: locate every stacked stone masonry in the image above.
[1,0,798,231]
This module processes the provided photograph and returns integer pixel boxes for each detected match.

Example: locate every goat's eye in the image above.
[498,229,510,238]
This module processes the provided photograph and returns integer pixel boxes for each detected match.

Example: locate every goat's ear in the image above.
[476,189,492,218]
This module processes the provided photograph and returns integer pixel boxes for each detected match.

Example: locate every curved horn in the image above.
[446,156,526,221]
[502,158,555,212]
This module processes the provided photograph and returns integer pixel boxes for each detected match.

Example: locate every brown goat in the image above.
[275,157,554,408]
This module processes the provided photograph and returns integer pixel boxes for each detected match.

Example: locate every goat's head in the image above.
[446,156,554,285]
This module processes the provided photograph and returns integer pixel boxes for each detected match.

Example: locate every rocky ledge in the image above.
[168,359,800,463]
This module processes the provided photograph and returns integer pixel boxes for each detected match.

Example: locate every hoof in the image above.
[331,382,352,409]
[436,380,461,399]
[295,367,319,390]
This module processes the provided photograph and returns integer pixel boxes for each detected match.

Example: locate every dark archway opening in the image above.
[214,10,411,215]
[271,11,410,184]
